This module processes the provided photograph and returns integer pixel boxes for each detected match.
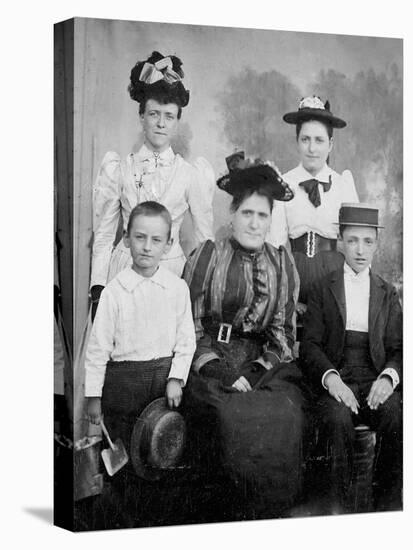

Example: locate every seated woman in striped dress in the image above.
[183,156,306,518]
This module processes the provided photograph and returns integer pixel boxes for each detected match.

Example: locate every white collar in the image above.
[297,163,332,183]
[117,265,171,292]
[136,144,175,163]
[344,262,371,281]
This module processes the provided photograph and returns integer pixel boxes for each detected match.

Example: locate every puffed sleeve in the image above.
[263,245,299,366]
[182,240,219,372]
[192,157,215,205]
[90,152,122,288]
[341,169,359,203]
[267,200,289,248]
[186,157,215,244]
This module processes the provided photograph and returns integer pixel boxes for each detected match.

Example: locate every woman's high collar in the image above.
[136,143,175,162]
[229,236,265,258]
[297,162,332,182]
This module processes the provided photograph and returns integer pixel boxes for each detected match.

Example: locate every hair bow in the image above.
[139,56,182,85]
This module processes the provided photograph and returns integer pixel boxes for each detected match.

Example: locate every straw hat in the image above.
[283,95,347,128]
[335,203,384,228]
[130,397,187,481]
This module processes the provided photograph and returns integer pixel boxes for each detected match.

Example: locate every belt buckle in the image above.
[306,231,316,258]
[217,323,232,344]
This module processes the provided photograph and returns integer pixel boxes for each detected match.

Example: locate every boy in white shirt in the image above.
[85,201,196,453]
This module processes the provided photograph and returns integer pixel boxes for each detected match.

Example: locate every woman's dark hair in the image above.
[127,201,172,240]
[230,186,274,214]
[296,118,333,140]
[137,87,183,119]
[128,51,189,119]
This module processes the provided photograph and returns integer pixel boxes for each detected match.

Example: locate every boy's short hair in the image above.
[127,201,172,240]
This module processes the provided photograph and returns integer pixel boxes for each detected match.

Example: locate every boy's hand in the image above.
[166,378,183,409]
[325,373,359,414]
[367,377,393,410]
[87,396,102,425]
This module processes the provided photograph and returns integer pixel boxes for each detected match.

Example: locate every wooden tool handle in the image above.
[100,419,115,450]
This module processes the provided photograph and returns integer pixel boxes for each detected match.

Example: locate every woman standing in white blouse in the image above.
[272,96,359,307]
[90,51,214,318]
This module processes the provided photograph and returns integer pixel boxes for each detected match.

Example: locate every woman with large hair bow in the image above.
[74,51,214,450]
[90,51,214,318]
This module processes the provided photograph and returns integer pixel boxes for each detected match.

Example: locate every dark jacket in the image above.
[300,268,402,390]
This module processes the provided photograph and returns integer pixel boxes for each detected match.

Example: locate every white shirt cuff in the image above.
[167,377,185,387]
[322,369,340,390]
[168,358,192,387]
[84,385,104,398]
[378,368,400,389]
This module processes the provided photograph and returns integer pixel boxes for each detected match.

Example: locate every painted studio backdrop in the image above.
[55,18,402,386]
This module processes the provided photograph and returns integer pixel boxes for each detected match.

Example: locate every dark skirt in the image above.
[185,337,305,511]
[101,357,172,453]
[293,250,344,303]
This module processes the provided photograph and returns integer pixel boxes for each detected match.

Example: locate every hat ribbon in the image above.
[299,176,332,208]
[139,57,182,85]
[298,96,326,110]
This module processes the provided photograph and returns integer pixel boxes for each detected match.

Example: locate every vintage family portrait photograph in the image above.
[53,13,403,534]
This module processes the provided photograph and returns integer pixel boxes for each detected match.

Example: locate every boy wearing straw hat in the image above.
[300,203,402,513]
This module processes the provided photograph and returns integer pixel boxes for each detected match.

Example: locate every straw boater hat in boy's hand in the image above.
[130,398,187,481]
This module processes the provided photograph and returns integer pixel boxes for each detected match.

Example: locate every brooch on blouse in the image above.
[132,152,165,202]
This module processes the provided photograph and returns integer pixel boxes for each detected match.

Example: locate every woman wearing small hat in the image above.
[90,51,214,317]
[183,157,306,517]
[277,96,359,307]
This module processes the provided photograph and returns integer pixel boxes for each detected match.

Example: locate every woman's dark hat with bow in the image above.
[130,397,187,481]
[283,96,346,128]
[128,51,190,107]
[217,151,294,201]
[335,203,384,228]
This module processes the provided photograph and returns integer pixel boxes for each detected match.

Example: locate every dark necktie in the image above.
[299,175,332,207]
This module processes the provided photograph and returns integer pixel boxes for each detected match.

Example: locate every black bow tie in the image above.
[299,175,332,207]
